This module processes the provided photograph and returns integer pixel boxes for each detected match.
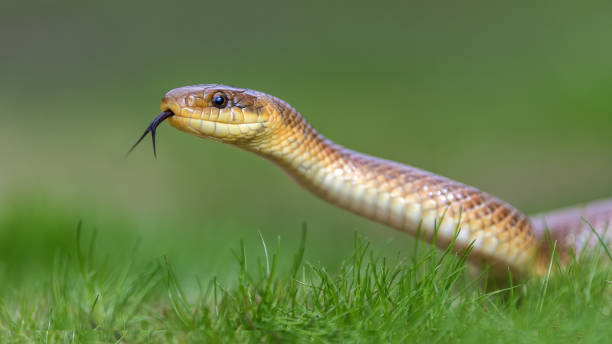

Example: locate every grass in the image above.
[0,221,610,343]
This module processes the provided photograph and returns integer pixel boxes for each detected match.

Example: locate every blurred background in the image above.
[1,0,611,286]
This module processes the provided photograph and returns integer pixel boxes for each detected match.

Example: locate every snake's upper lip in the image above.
[161,98,180,116]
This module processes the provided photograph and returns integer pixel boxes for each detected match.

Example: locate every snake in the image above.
[130,84,612,279]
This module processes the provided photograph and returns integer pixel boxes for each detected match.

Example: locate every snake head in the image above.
[131,84,309,157]
[161,84,295,148]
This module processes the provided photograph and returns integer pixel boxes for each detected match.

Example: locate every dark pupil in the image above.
[212,94,226,107]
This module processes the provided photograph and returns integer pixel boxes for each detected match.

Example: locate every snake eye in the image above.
[211,92,228,108]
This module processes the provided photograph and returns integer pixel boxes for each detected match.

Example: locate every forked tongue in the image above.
[127,110,174,158]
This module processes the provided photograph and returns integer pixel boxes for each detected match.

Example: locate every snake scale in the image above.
[131,84,612,279]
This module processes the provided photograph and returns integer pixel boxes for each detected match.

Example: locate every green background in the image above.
[1,0,611,285]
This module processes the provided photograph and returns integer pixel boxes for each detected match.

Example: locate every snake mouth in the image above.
[167,115,269,142]
[128,110,175,158]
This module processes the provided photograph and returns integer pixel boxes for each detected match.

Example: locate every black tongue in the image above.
[127,110,174,158]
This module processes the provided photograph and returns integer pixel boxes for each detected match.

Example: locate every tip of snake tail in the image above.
[127,110,174,158]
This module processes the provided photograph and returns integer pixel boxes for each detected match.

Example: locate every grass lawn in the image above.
[1,214,610,343]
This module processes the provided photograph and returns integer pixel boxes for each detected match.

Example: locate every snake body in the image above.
[135,84,611,278]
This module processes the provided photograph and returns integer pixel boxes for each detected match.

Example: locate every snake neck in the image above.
[253,119,357,194]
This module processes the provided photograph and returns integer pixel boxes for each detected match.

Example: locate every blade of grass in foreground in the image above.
[583,217,612,262]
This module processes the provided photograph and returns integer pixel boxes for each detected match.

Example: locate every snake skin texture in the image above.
[531,199,612,255]
[158,84,610,278]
